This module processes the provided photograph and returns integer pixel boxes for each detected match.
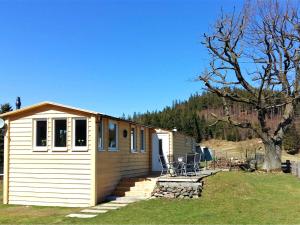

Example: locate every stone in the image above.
[66,214,97,218]
[93,206,120,210]
[81,209,108,214]
[101,203,128,207]
[154,193,163,197]
[152,180,204,199]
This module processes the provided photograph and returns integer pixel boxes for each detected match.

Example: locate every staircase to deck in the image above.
[112,177,157,198]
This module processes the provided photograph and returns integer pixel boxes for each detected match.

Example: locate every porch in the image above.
[157,169,221,182]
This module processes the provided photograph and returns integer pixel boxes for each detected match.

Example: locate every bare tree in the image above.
[199,0,300,171]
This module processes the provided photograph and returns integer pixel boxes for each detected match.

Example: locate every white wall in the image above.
[152,130,171,171]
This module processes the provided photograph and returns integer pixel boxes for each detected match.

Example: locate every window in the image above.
[131,127,137,152]
[54,119,67,149]
[73,118,87,150]
[140,128,145,152]
[192,139,196,152]
[34,119,47,151]
[108,121,118,151]
[185,137,189,146]
[98,120,104,151]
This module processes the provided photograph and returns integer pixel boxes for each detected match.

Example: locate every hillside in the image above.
[202,139,300,161]
[131,91,290,142]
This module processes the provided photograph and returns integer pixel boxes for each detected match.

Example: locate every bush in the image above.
[283,124,300,155]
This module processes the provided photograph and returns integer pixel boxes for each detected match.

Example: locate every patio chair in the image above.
[184,153,201,176]
[158,155,177,176]
[175,155,186,176]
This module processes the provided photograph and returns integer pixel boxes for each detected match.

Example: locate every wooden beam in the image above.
[90,116,97,206]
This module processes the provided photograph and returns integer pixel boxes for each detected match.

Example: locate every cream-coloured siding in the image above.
[3,101,200,207]
[172,132,195,158]
[7,107,94,207]
[96,118,151,202]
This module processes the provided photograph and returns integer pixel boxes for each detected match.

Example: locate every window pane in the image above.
[98,121,103,149]
[140,129,144,150]
[36,120,47,147]
[75,119,87,147]
[55,120,67,147]
[109,122,117,148]
[131,128,136,150]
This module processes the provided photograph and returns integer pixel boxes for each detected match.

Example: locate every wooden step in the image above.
[113,176,157,198]
[125,191,152,197]
[116,183,156,190]
[118,180,156,186]
[114,187,155,196]
[113,190,126,197]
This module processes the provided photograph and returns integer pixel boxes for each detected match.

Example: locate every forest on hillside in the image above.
[127,90,296,144]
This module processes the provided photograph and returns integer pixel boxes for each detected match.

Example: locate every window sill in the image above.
[33,147,48,152]
[108,148,119,152]
[72,147,88,152]
[98,148,105,152]
[131,150,138,154]
[141,150,146,153]
[52,147,68,152]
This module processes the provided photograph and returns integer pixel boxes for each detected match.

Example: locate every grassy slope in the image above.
[202,138,300,161]
[1,172,300,224]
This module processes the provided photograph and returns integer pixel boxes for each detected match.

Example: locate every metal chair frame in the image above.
[183,153,201,176]
[158,155,177,176]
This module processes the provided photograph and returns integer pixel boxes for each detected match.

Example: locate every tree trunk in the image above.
[262,140,282,172]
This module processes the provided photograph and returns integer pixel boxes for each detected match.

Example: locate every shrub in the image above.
[283,124,300,155]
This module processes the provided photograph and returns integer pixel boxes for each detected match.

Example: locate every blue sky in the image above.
[0,0,242,117]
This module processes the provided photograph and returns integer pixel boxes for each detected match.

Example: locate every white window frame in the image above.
[72,118,88,151]
[185,137,189,146]
[98,120,104,151]
[108,120,118,152]
[130,126,137,153]
[140,127,146,153]
[192,139,196,152]
[52,118,68,151]
[33,119,48,152]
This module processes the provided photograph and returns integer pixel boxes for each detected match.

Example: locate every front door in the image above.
[152,133,170,171]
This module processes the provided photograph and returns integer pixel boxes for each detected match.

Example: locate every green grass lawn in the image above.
[1,172,300,224]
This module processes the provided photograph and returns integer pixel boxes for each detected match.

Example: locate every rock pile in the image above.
[152,182,203,199]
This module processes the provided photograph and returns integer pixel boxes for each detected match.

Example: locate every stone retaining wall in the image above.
[152,181,203,199]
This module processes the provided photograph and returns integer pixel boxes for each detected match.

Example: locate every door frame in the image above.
[152,132,170,172]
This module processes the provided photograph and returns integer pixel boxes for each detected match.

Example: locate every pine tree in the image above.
[130,90,259,142]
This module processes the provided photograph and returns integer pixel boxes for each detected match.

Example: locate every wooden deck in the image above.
[157,169,221,182]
